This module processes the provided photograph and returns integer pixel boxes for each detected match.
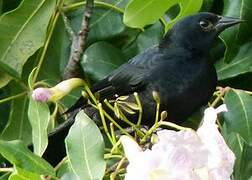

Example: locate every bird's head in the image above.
[160,12,243,52]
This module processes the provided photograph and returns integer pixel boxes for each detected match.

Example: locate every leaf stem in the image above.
[104,99,144,137]
[211,87,230,107]
[62,1,124,14]
[98,103,114,145]
[0,91,27,104]
[103,111,133,138]
[54,157,68,171]
[158,121,191,131]
[134,92,143,127]
[33,11,60,83]
[104,154,123,160]
[0,168,13,172]
[110,157,127,180]
[110,123,117,144]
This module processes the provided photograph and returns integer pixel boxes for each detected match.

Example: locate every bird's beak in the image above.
[215,16,244,32]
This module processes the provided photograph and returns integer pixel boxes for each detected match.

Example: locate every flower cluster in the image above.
[121,105,235,180]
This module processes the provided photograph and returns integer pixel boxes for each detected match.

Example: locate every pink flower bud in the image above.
[32,88,51,102]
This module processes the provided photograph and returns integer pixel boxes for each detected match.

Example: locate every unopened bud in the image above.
[32,78,85,102]
[152,91,160,104]
[160,111,168,121]
[32,88,51,102]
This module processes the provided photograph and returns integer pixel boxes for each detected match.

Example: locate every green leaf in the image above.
[0,172,11,180]
[123,0,202,29]
[55,161,72,178]
[223,132,252,180]
[0,0,2,15]
[69,7,125,43]
[9,167,41,180]
[1,83,31,145]
[224,89,252,145]
[122,21,163,59]
[61,173,79,180]
[165,0,203,30]
[81,41,126,82]
[220,0,252,63]
[27,67,37,90]
[216,42,252,80]
[0,0,56,78]
[28,98,50,156]
[215,0,252,80]
[0,69,12,88]
[1,0,22,14]
[0,140,55,176]
[135,21,163,51]
[65,111,106,180]
[37,17,69,82]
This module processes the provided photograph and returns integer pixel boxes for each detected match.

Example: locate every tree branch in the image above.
[63,0,94,79]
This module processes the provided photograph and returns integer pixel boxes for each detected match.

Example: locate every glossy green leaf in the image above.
[165,0,203,31]
[37,17,69,82]
[201,0,214,11]
[27,67,37,90]
[123,0,202,29]
[0,0,56,78]
[1,83,31,145]
[215,0,252,80]
[81,41,126,82]
[0,0,2,14]
[61,173,79,180]
[9,167,41,180]
[216,43,252,80]
[122,21,163,59]
[223,132,252,180]
[0,140,55,176]
[1,0,22,14]
[28,98,50,156]
[69,7,125,43]
[220,0,252,62]
[0,70,12,88]
[55,161,72,178]
[0,172,11,180]
[224,89,252,145]
[135,21,163,51]
[65,111,106,180]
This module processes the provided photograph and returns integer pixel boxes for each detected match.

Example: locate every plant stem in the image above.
[54,157,68,171]
[158,121,191,131]
[134,92,143,126]
[0,168,13,172]
[110,157,127,180]
[104,99,144,137]
[0,92,27,104]
[62,1,124,14]
[63,0,94,79]
[33,9,60,83]
[98,103,114,145]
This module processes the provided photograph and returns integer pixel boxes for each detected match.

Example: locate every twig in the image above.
[63,0,94,79]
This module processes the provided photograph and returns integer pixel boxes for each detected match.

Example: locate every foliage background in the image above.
[0,0,252,179]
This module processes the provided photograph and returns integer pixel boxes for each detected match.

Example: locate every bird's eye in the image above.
[199,20,213,31]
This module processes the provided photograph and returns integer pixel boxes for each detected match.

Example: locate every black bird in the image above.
[43,12,242,165]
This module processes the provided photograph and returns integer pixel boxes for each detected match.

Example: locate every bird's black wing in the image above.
[92,63,148,99]
[92,46,161,99]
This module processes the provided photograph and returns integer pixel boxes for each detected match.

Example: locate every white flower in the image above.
[197,105,235,180]
[121,104,235,180]
[32,78,85,102]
